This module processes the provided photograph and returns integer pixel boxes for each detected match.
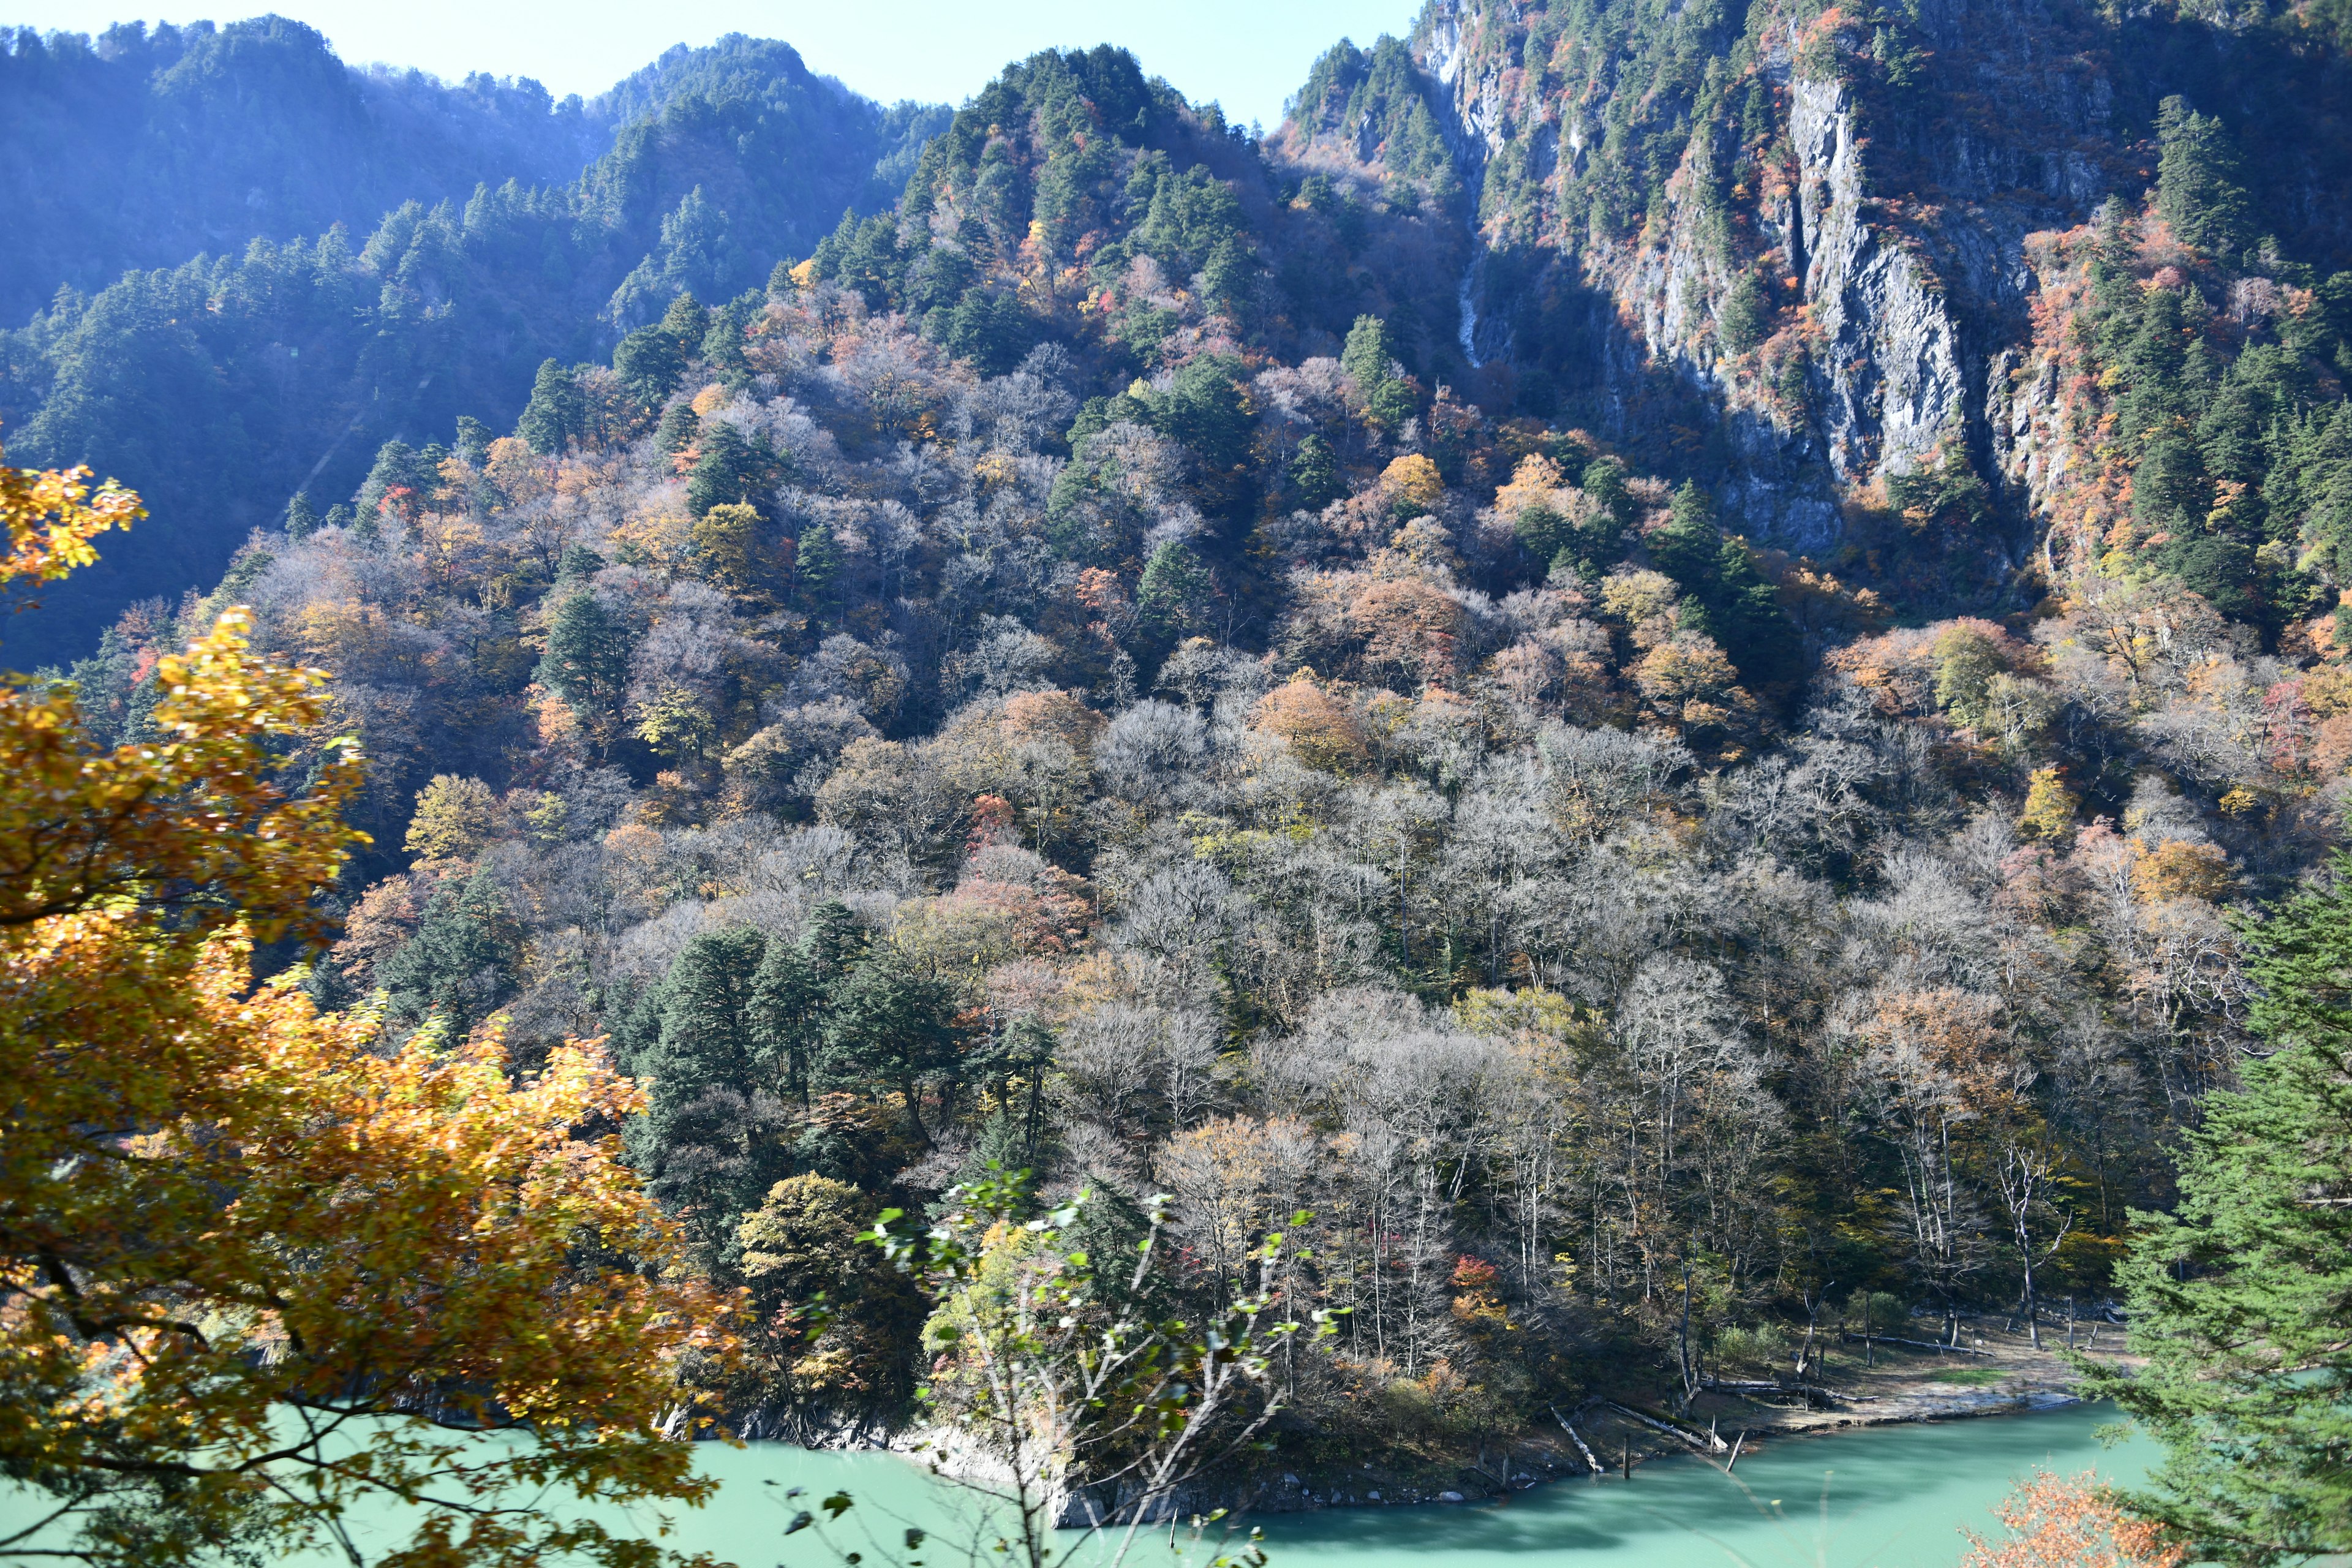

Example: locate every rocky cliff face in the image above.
[1403,0,2138,570]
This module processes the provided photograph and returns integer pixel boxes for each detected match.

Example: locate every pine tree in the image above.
[1341,313,1416,429]
[820,946,957,1144]
[614,323,688,410]
[516,359,587,455]
[377,868,521,1030]
[1136,539,1215,647]
[1289,433,1343,511]
[656,401,700,455]
[2156,96,2255,258]
[535,589,639,729]
[660,290,709,350]
[800,899,867,981]
[2082,853,2352,1562]
[283,491,316,541]
[750,937,828,1105]
[627,926,785,1265]
[686,420,773,517]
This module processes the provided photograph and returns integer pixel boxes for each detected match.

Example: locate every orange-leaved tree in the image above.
[1959,1469,2185,1568]
[0,443,736,1568]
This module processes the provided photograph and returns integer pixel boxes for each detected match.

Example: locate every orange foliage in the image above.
[2132,838,2233,904]
[1003,687,1106,750]
[1253,670,1368,771]
[0,445,731,1567]
[1961,1470,2184,1568]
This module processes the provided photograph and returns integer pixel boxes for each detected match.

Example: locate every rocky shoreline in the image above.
[778,1319,2111,1525]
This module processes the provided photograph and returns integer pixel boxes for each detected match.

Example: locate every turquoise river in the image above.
[4,1403,2154,1566]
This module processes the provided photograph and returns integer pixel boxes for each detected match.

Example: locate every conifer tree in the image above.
[537,589,640,731]
[686,419,774,516]
[1289,432,1343,511]
[1136,538,1215,647]
[821,945,957,1144]
[614,322,688,410]
[377,867,522,1030]
[518,358,588,454]
[627,925,784,1265]
[2084,854,2352,1562]
[2156,96,2254,257]
[751,936,829,1105]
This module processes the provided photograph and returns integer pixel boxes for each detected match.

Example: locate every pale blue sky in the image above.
[11,1,1427,130]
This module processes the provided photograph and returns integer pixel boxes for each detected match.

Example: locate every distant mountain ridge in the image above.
[0,16,608,324]
[0,18,942,665]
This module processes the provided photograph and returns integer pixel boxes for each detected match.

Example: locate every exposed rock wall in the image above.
[1406,0,2124,564]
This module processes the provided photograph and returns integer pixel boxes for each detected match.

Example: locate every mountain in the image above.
[1398,0,2352,625]
[0,17,608,326]
[0,21,941,667]
[22,4,2352,1516]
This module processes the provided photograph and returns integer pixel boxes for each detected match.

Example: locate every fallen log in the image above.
[1550,1406,1602,1475]
[1839,1330,1989,1357]
[1700,1378,1864,1408]
[1607,1401,1728,1453]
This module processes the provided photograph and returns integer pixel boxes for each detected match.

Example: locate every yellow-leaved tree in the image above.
[0,445,734,1568]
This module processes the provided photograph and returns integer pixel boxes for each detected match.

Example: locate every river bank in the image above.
[675,1401,2159,1567]
[843,1316,2120,1523]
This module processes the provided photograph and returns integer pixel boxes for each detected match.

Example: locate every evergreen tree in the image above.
[1720,273,1770,353]
[686,420,775,516]
[656,401,701,455]
[1289,433,1343,511]
[820,946,957,1144]
[535,589,639,729]
[750,937,829,1106]
[800,899,867,981]
[2084,855,2352,1562]
[627,926,786,1265]
[353,439,432,524]
[454,415,492,467]
[516,359,587,455]
[283,491,316,541]
[1136,538,1215,647]
[660,291,710,351]
[795,520,844,609]
[614,323,688,410]
[377,868,521,1031]
[1153,355,1252,496]
[1341,313,1417,429]
[2156,96,2255,258]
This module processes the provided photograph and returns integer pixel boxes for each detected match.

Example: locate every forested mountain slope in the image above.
[0,23,940,666]
[1400,0,2352,628]
[44,12,2352,1494]
[0,16,606,324]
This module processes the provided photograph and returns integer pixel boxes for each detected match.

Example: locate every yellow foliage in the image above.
[2132,838,2232,904]
[2018,766,2079,842]
[0,450,729,1567]
[1383,453,1445,518]
[1493,452,1564,509]
[692,500,768,594]
[0,439,143,584]
[405,774,501,863]
[1600,568,1682,639]
[690,383,730,416]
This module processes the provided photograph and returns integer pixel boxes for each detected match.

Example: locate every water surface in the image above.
[592,1401,2152,1568]
[2,1403,2150,1567]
